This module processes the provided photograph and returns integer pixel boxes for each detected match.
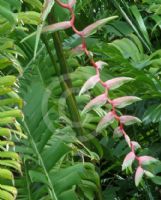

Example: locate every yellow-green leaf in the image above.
[0,168,13,180]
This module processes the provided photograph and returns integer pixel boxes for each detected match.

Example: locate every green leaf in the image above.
[23,0,42,10]
[0,117,16,125]
[130,5,151,46]
[0,189,15,200]
[0,110,23,119]
[0,152,20,161]
[0,160,21,172]
[0,168,13,180]
[29,170,48,184]
[42,141,71,170]
[151,176,161,185]
[18,11,41,25]
[0,5,17,24]
[0,98,23,108]
[0,128,11,137]
[34,0,55,58]
[0,185,17,197]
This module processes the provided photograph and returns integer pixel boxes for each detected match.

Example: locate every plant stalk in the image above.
[42,22,84,137]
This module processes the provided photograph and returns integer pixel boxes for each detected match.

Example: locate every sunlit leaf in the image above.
[0,189,15,200]
[0,185,17,197]
[144,170,154,178]
[0,169,13,180]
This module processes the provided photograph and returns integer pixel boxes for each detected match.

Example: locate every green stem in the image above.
[41,35,59,75]
[23,121,58,200]
[42,16,84,137]
[23,160,32,200]
[48,15,72,88]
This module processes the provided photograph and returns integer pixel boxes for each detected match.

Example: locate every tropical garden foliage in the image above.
[1,0,161,199]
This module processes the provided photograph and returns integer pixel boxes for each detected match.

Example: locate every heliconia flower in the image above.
[71,44,84,56]
[79,75,100,96]
[113,127,123,138]
[122,151,135,170]
[68,0,76,7]
[80,16,118,37]
[96,111,115,132]
[42,21,71,33]
[125,134,131,147]
[104,77,134,90]
[139,156,158,165]
[120,115,142,126]
[135,166,144,186]
[112,96,141,108]
[131,141,141,150]
[95,61,108,69]
[82,93,107,114]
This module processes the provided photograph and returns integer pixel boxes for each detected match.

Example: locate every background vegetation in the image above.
[1,0,161,199]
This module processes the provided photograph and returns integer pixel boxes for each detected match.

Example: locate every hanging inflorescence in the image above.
[43,0,158,186]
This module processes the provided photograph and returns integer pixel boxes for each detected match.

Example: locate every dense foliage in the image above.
[1,0,161,199]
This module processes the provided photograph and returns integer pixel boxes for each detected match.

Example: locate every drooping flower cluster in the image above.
[43,0,158,186]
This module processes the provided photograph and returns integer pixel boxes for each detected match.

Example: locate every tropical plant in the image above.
[0,1,26,199]
[1,0,161,199]
[51,0,161,187]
